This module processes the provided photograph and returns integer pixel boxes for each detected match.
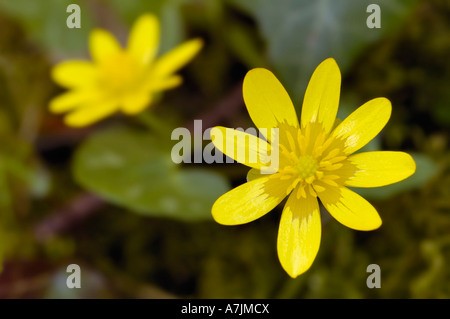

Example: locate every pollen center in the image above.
[296,156,318,179]
[276,122,349,199]
[99,52,144,94]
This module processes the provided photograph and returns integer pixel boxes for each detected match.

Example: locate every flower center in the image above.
[296,155,318,180]
[98,51,145,95]
[275,122,348,199]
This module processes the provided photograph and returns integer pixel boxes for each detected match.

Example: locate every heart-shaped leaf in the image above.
[72,126,230,221]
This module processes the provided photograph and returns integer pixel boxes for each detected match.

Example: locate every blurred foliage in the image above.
[73,124,230,221]
[0,0,448,299]
[0,0,94,57]
[228,0,419,102]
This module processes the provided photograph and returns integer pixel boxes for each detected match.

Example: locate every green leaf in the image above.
[72,126,230,221]
[0,135,49,216]
[0,0,94,57]
[223,22,266,69]
[234,0,417,101]
[351,153,438,200]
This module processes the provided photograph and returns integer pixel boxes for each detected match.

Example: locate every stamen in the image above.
[322,163,344,171]
[285,182,295,195]
[297,134,306,155]
[305,176,315,184]
[321,148,340,161]
[281,166,297,174]
[307,184,317,198]
[313,184,326,192]
[279,143,290,155]
[279,144,298,164]
[280,174,293,180]
[297,129,303,152]
[285,176,301,195]
[322,178,338,187]
[321,136,334,153]
[296,184,307,199]
[313,133,325,154]
[304,124,311,149]
[276,123,346,197]
[329,156,347,164]
[312,145,323,158]
[319,160,332,167]
[315,171,324,179]
[286,130,296,152]
[295,155,318,179]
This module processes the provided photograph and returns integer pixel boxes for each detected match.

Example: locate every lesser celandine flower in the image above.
[50,14,202,127]
[210,58,416,278]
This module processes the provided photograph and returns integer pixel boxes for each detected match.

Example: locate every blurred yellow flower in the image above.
[211,58,416,278]
[50,14,202,127]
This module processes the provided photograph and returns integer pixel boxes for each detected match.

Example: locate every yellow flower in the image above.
[210,58,416,278]
[50,14,202,127]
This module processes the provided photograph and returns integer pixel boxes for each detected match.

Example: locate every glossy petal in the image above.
[89,29,122,63]
[332,97,391,155]
[64,101,118,127]
[152,38,203,78]
[318,185,382,231]
[243,68,298,141]
[301,58,341,134]
[127,13,159,64]
[49,90,100,113]
[345,151,416,188]
[212,175,289,225]
[211,126,273,169]
[52,61,97,88]
[277,191,321,278]
[122,93,152,115]
[147,75,183,92]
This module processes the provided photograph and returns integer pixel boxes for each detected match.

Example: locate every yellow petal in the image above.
[212,175,289,225]
[64,100,119,127]
[121,93,152,115]
[89,29,122,63]
[147,75,183,92]
[345,151,416,188]
[49,90,100,113]
[51,61,97,88]
[127,14,159,64]
[210,126,273,169]
[332,97,391,155]
[301,58,341,134]
[243,68,298,142]
[318,185,382,231]
[152,38,203,78]
[277,191,321,278]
